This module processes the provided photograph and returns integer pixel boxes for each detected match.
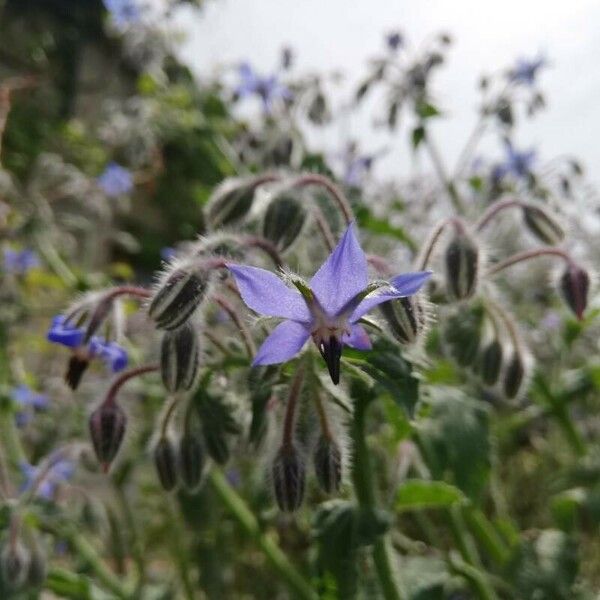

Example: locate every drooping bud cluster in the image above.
[154,437,178,492]
[479,339,503,387]
[559,262,590,321]
[160,323,201,393]
[149,262,211,331]
[379,295,429,345]
[1,538,30,591]
[272,445,306,512]
[89,401,127,472]
[153,433,206,493]
[313,435,342,494]
[262,193,307,253]
[444,228,480,301]
[503,351,526,400]
[205,176,266,229]
[522,204,565,245]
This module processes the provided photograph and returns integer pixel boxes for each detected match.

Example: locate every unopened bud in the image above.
[272,445,305,512]
[480,340,503,386]
[522,205,565,245]
[160,324,201,393]
[380,296,426,345]
[89,402,127,471]
[154,438,178,492]
[65,355,90,391]
[205,177,259,229]
[444,230,479,300]
[262,194,307,252]
[204,430,230,465]
[1,539,30,590]
[178,434,205,491]
[444,306,484,367]
[503,352,525,400]
[560,263,590,320]
[149,268,209,330]
[313,436,342,494]
[26,537,47,588]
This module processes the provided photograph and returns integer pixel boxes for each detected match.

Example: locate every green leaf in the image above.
[355,205,416,251]
[412,126,426,149]
[45,568,92,599]
[395,480,466,512]
[416,101,441,120]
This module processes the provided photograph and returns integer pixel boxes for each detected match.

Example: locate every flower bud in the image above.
[160,324,201,393]
[178,434,205,491]
[444,306,484,367]
[379,296,426,345]
[272,445,305,512]
[313,436,342,494]
[205,177,259,229]
[480,340,503,386]
[154,438,178,492]
[560,263,590,320]
[1,539,30,590]
[204,430,230,465]
[503,352,526,399]
[26,537,47,588]
[522,205,565,245]
[149,268,209,331]
[89,402,127,471]
[65,355,90,391]
[444,231,479,300]
[262,194,307,253]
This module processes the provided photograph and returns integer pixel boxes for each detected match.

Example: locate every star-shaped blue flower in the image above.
[509,55,546,86]
[11,385,49,428]
[228,224,431,384]
[492,140,536,182]
[20,456,75,501]
[235,62,292,113]
[4,248,40,275]
[97,162,134,197]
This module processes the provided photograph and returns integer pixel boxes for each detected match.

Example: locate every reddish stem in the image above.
[103,364,159,407]
[242,235,284,269]
[485,247,573,278]
[292,173,354,224]
[475,197,526,231]
[214,294,257,356]
[282,364,306,449]
[417,217,464,270]
[104,285,152,301]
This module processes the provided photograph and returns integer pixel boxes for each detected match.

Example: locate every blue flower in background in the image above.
[386,31,404,51]
[344,155,376,187]
[510,55,547,86]
[47,315,85,348]
[89,337,128,373]
[103,0,141,28]
[20,455,75,501]
[11,385,49,427]
[160,247,176,262]
[97,162,134,197]
[228,223,431,384]
[4,248,40,274]
[492,141,536,182]
[234,62,292,113]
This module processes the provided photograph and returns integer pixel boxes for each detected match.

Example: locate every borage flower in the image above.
[20,456,75,501]
[4,248,40,275]
[97,162,134,197]
[234,62,292,113]
[11,385,49,428]
[228,224,431,384]
[509,54,546,86]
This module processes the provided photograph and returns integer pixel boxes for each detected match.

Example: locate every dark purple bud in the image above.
[160,324,201,393]
[272,445,305,512]
[205,178,259,229]
[318,336,342,385]
[262,194,307,252]
[89,402,127,471]
[149,268,209,330]
[154,438,178,492]
[313,436,342,494]
[26,537,47,588]
[178,434,205,492]
[480,340,503,386]
[522,205,564,245]
[503,352,525,400]
[444,231,480,301]
[1,540,30,590]
[560,263,590,320]
[380,296,426,345]
[65,355,90,390]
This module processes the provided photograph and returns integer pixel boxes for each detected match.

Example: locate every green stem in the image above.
[351,397,404,600]
[0,399,26,469]
[208,469,317,600]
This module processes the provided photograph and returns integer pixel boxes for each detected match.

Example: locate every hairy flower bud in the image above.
[272,445,306,512]
[480,339,503,386]
[444,306,484,367]
[503,351,526,399]
[154,438,178,492]
[560,263,590,320]
[1,539,30,590]
[26,537,47,588]
[444,231,479,300]
[89,402,127,471]
[149,268,209,330]
[380,296,427,345]
[160,324,201,393]
[262,194,307,252]
[522,205,565,245]
[178,434,205,491]
[313,436,342,494]
[205,177,260,229]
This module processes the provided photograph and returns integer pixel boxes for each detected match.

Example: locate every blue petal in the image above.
[310,223,368,316]
[47,316,85,348]
[252,320,311,366]
[228,264,312,322]
[344,324,372,350]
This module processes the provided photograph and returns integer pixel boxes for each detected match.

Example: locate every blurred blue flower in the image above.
[227,223,431,384]
[386,31,403,51]
[20,455,75,501]
[234,62,292,113]
[89,337,128,373]
[492,141,536,182]
[47,315,85,348]
[97,162,134,197]
[12,385,49,428]
[4,248,39,274]
[344,155,375,187]
[510,55,546,86]
[103,0,141,28]
[160,247,176,261]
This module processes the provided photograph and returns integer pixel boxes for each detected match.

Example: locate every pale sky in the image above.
[173,0,600,184]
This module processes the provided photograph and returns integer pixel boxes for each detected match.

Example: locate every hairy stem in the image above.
[282,364,306,448]
[293,173,354,224]
[214,295,257,357]
[103,364,159,407]
[485,247,572,278]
